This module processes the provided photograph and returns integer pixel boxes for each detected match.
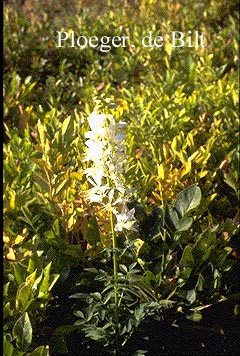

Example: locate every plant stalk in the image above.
[110,208,119,321]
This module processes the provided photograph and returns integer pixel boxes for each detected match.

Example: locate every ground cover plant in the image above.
[3,0,239,355]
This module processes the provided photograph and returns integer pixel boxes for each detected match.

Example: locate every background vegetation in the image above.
[3,0,239,355]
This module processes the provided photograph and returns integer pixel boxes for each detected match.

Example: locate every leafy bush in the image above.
[3,1,239,355]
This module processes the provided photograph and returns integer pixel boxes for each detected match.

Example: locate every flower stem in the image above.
[110,208,119,321]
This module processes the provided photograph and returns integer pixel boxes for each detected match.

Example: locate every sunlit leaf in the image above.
[6,245,16,261]
[13,312,32,351]
[16,270,37,312]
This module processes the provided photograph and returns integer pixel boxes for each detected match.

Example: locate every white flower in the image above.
[86,184,109,204]
[84,140,104,161]
[114,206,138,232]
[85,170,104,188]
[88,112,107,131]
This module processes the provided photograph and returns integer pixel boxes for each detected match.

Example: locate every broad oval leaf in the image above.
[174,184,201,218]
[177,216,193,232]
[13,312,32,351]
[119,264,128,274]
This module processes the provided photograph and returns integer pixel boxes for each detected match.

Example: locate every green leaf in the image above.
[4,302,13,319]
[134,307,145,322]
[39,262,52,296]
[165,206,179,231]
[196,273,205,292]
[48,274,60,291]
[13,312,32,351]
[215,247,232,267]
[180,245,195,268]
[10,72,21,95]
[180,267,192,279]
[192,228,216,265]
[3,334,14,356]
[33,172,50,193]
[62,115,75,145]
[12,263,25,286]
[53,218,61,237]
[26,346,46,356]
[63,245,83,259]
[38,262,59,298]
[119,264,128,273]
[144,270,156,285]
[186,289,196,304]
[86,215,100,246]
[234,304,239,316]
[92,292,102,301]
[177,216,193,232]
[174,184,201,218]
[165,207,193,232]
[61,116,71,137]
[133,350,148,356]
[16,270,37,312]
[224,172,237,194]
[37,120,46,149]
[186,311,202,322]
[54,179,68,196]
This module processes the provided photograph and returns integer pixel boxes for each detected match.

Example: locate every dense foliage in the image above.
[3,1,239,355]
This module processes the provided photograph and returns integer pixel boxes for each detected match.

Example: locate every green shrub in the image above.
[3,1,239,354]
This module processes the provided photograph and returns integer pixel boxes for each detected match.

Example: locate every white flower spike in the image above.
[84,110,137,233]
